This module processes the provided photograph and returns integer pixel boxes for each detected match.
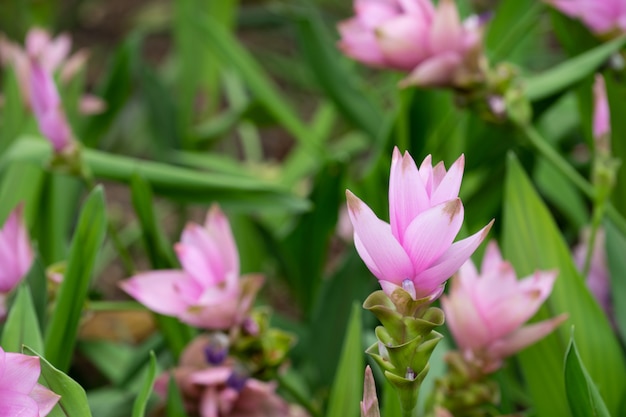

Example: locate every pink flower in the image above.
[0,205,34,319]
[0,347,60,416]
[0,27,105,115]
[121,205,263,330]
[346,148,492,301]
[155,336,300,417]
[545,0,626,36]
[29,60,75,153]
[593,74,610,142]
[337,0,485,87]
[441,241,568,373]
[360,366,380,417]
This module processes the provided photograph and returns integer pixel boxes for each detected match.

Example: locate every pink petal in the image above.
[199,387,220,417]
[414,220,493,294]
[189,367,232,385]
[399,52,461,88]
[0,205,33,292]
[204,205,239,277]
[78,94,106,115]
[375,14,430,70]
[338,19,386,67]
[0,392,39,417]
[0,352,40,394]
[429,0,463,53]
[354,0,399,28]
[60,50,88,84]
[389,147,430,243]
[418,155,434,195]
[119,270,194,316]
[42,33,71,72]
[403,199,464,274]
[25,28,51,59]
[398,0,435,19]
[480,240,503,273]
[593,74,610,140]
[30,384,60,416]
[487,314,568,360]
[175,243,221,286]
[430,154,464,206]
[346,191,414,285]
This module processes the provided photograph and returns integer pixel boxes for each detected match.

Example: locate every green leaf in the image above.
[193,15,321,155]
[166,375,189,417]
[564,334,611,417]
[131,351,157,417]
[3,138,310,213]
[1,285,43,353]
[525,35,626,101]
[293,7,383,141]
[503,154,626,416]
[0,68,28,153]
[44,187,107,372]
[24,345,94,417]
[605,220,626,345]
[326,303,363,417]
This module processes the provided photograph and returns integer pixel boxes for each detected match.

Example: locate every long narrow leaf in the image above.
[0,285,43,353]
[44,187,107,372]
[131,351,157,417]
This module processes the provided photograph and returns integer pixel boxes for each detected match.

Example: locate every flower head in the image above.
[441,241,567,373]
[155,336,302,417]
[0,347,60,416]
[0,205,34,319]
[545,0,626,36]
[121,205,263,330]
[0,27,105,115]
[346,148,492,301]
[338,0,486,88]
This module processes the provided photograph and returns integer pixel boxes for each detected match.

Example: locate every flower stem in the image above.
[517,122,626,237]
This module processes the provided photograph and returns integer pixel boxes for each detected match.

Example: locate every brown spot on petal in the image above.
[442,199,461,224]
[346,190,362,214]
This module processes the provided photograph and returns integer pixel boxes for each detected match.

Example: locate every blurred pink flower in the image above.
[0,27,105,115]
[0,205,34,319]
[121,205,263,330]
[0,347,60,416]
[155,336,301,417]
[346,148,492,301]
[337,0,485,87]
[441,241,567,373]
[360,366,380,417]
[574,228,612,316]
[29,60,75,153]
[593,74,610,143]
[546,0,626,35]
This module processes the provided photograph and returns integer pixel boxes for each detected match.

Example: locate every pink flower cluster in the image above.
[338,0,485,87]
[0,206,34,320]
[155,336,302,417]
[441,242,567,373]
[0,347,60,416]
[121,205,263,330]
[346,148,492,301]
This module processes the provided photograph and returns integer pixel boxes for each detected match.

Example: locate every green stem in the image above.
[517,122,626,237]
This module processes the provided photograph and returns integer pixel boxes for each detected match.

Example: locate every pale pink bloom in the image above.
[574,228,611,316]
[546,0,626,35]
[0,205,34,319]
[346,148,492,301]
[154,336,299,417]
[121,205,263,330]
[441,241,567,373]
[360,366,380,417]
[0,347,60,416]
[338,0,485,87]
[593,74,610,142]
[29,60,75,153]
[0,27,105,115]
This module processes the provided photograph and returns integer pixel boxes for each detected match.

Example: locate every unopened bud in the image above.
[402,279,417,300]
[203,332,229,365]
[226,366,249,392]
[405,367,416,381]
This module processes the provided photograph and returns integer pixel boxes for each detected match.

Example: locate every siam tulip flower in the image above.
[545,0,626,36]
[441,241,568,374]
[121,205,264,330]
[155,336,303,417]
[346,148,492,301]
[0,347,61,416]
[0,205,34,319]
[0,27,105,114]
[337,0,486,88]
[360,366,380,417]
[29,59,76,154]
